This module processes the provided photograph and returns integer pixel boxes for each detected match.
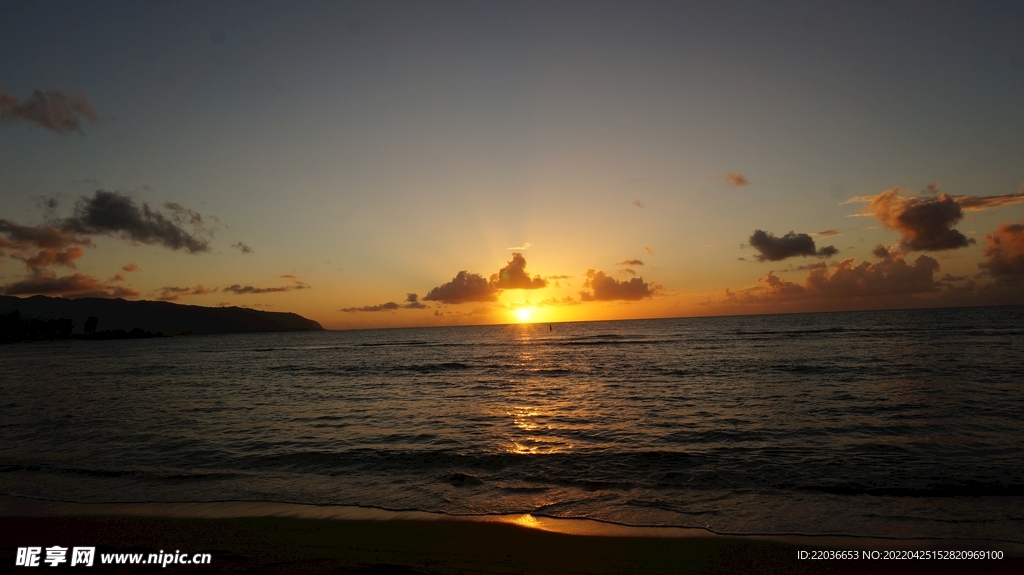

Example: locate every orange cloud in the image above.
[579,269,655,301]
[2,270,139,299]
[728,255,942,306]
[721,173,750,187]
[644,246,654,255]
[850,186,1024,253]
[122,263,139,272]
[616,259,644,265]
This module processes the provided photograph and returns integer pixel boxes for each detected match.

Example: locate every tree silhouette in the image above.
[84,316,98,335]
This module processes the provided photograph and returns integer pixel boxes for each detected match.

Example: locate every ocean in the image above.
[2,306,1022,542]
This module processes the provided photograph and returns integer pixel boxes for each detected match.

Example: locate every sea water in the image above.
[1,306,1022,541]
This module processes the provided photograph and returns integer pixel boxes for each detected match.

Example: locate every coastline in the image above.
[2,496,1020,574]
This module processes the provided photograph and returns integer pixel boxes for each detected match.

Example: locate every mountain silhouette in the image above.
[0,295,323,337]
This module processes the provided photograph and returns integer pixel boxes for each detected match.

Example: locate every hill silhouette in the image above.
[0,295,323,339]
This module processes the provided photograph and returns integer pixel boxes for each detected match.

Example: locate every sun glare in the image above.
[515,307,533,323]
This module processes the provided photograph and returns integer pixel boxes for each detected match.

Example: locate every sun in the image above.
[515,307,534,323]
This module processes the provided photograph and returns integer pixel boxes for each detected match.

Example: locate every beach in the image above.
[2,497,1021,574]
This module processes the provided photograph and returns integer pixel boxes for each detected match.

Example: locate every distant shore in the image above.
[2,497,1020,574]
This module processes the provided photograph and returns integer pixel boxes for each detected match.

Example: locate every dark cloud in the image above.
[62,190,211,253]
[616,259,644,266]
[633,198,644,208]
[619,268,636,276]
[490,252,547,290]
[816,229,841,237]
[748,230,839,262]
[852,186,1024,253]
[341,293,428,313]
[222,283,310,295]
[0,90,100,134]
[157,284,216,301]
[579,269,655,301]
[404,293,427,309]
[424,271,497,304]
[872,245,893,259]
[341,301,401,313]
[978,221,1024,282]
[2,270,139,299]
[122,263,139,272]
[231,241,252,254]
[721,173,750,187]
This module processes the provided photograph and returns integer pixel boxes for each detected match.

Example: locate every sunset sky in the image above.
[2,1,1023,329]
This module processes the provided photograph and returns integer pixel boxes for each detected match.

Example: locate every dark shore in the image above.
[1,498,1020,575]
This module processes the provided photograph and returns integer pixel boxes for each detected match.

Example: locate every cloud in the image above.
[872,245,893,259]
[616,259,644,266]
[978,221,1024,283]
[546,275,573,280]
[850,188,973,252]
[122,263,139,272]
[0,219,90,249]
[729,255,942,305]
[579,269,655,301]
[424,271,497,304]
[62,190,211,253]
[644,246,654,255]
[721,173,750,187]
[341,301,401,313]
[0,89,100,134]
[231,241,252,254]
[849,186,1024,253]
[157,284,217,301]
[619,268,636,276]
[404,293,427,309]
[506,242,532,250]
[633,197,644,208]
[2,270,139,299]
[0,220,92,270]
[340,293,429,313]
[748,230,839,262]
[222,283,310,295]
[18,246,84,270]
[489,252,547,290]
[815,229,841,237]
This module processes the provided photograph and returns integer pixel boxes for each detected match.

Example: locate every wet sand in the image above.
[1,497,1020,574]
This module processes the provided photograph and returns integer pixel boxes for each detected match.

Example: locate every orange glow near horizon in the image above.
[514,306,534,323]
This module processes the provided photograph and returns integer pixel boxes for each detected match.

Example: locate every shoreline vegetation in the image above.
[0,295,322,344]
[1,497,1020,575]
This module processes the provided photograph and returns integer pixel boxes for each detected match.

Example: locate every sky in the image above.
[1,0,1023,329]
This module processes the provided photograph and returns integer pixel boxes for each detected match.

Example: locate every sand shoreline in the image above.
[2,496,1021,574]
